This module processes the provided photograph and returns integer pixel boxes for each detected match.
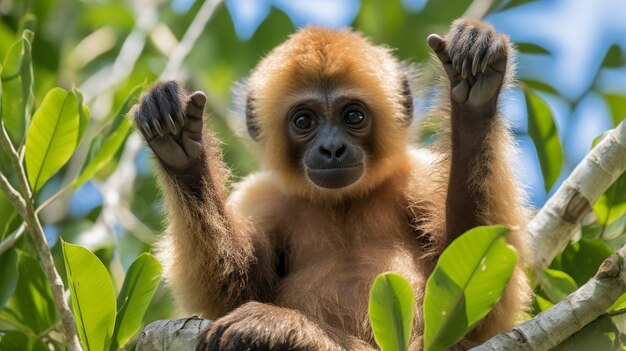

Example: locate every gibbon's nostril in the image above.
[335,144,346,159]
[319,145,333,160]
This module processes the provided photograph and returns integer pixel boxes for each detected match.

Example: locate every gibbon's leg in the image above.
[132,81,275,318]
[428,19,530,340]
[428,19,526,245]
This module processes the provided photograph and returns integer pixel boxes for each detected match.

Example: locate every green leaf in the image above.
[601,44,626,69]
[74,118,131,188]
[72,86,90,146]
[423,226,517,351]
[0,330,48,351]
[17,13,38,34]
[0,249,18,308]
[553,317,621,351]
[0,252,56,333]
[110,253,162,350]
[74,82,144,188]
[594,172,626,226]
[62,240,116,351]
[537,269,577,304]
[369,272,414,351]
[561,239,613,286]
[0,63,3,110]
[25,87,80,192]
[533,294,554,313]
[603,93,626,126]
[1,30,34,144]
[524,87,564,192]
[515,42,551,55]
[608,292,626,312]
[500,0,541,11]
[522,79,559,96]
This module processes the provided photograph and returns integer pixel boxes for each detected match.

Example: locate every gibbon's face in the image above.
[246,27,413,196]
[285,89,373,189]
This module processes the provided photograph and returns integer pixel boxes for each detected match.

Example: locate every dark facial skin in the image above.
[286,93,372,189]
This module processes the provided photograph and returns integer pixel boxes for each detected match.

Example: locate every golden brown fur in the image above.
[133,19,531,351]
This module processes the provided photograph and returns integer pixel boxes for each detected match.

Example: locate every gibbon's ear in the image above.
[400,76,414,126]
[246,96,261,141]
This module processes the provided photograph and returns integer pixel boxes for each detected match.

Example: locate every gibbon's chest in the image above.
[271,198,429,336]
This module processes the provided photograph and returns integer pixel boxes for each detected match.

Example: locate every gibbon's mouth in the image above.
[306,163,365,189]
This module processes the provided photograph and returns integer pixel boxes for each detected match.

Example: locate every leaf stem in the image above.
[0,121,83,351]
[36,183,72,214]
[0,222,26,254]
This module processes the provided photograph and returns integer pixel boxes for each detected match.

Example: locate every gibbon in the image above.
[132,18,530,351]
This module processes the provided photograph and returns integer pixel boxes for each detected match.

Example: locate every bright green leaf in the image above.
[0,330,48,351]
[62,240,116,351]
[561,239,613,286]
[533,294,554,313]
[72,86,90,146]
[110,253,162,350]
[74,82,144,188]
[608,292,626,312]
[524,87,564,192]
[369,272,414,351]
[1,30,34,144]
[537,269,577,304]
[603,93,626,126]
[423,226,517,351]
[594,172,626,227]
[0,249,18,308]
[515,42,551,55]
[0,63,3,113]
[74,118,131,188]
[0,252,56,334]
[25,87,80,192]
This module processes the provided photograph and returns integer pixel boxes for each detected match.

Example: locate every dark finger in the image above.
[183,115,203,134]
[186,91,207,119]
[427,34,450,64]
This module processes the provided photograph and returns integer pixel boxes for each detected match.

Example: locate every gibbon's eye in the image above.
[293,114,315,131]
[344,110,365,126]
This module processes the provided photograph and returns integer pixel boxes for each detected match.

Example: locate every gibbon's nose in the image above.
[319,141,347,161]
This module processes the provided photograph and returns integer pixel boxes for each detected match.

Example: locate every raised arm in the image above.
[131,81,276,318]
[428,19,531,340]
[428,19,526,244]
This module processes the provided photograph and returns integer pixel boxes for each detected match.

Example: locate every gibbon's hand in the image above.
[196,302,325,351]
[133,81,206,173]
[428,19,508,109]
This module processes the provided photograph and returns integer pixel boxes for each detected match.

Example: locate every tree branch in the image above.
[527,119,626,270]
[0,122,83,350]
[472,246,626,350]
[136,317,212,350]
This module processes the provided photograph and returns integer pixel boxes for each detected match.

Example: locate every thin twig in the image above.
[160,0,223,80]
[0,223,26,255]
[0,118,83,351]
[0,169,26,218]
[36,183,72,214]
